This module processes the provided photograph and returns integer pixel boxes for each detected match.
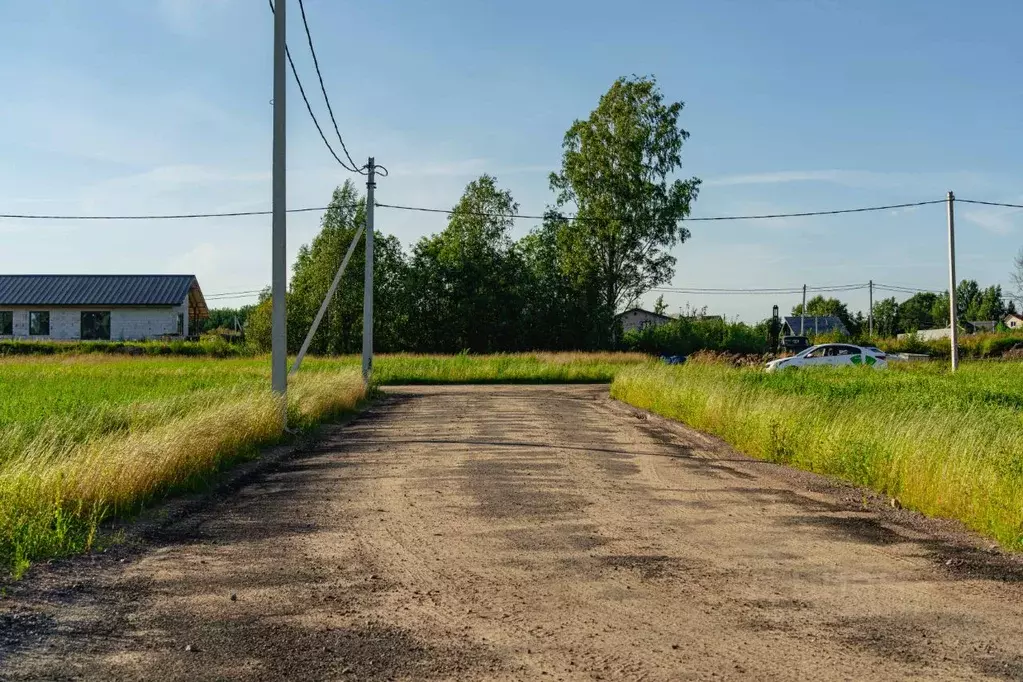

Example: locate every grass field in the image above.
[0,355,369,578]
[363,352,647,384]
[0,352,646,577]
[611,360,1023,551]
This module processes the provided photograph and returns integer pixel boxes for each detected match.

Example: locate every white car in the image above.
[765,344,888,372]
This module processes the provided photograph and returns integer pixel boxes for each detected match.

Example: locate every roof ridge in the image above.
[0,275,200,308]
[0,274,195,278]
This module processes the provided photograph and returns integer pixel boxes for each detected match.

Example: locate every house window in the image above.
[81,312,111,341]
[29,311,50,336]
[0,311,12,335]
[177,313,184,336]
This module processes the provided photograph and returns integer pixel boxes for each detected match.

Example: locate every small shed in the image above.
[0,274,208,341]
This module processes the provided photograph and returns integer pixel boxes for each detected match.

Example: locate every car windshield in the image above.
[796,346,820,358]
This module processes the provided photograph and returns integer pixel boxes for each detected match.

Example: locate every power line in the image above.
[689,200,945,221]
[374,199,946,223]
[875,283,1022,305]
[295,0,361,173]
[267,0,358,173]
[651,283,867,295]
[205,289,265,299]
[0,197,961,224]
[959,199,1023,209]
[0,206,332,221]
[874,283,940,294]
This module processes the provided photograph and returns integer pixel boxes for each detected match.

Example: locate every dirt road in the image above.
[3,385,1023,681]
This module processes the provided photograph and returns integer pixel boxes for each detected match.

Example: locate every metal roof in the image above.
[0,275,200,307]
[616,307,672,320]
[783,315,849,335]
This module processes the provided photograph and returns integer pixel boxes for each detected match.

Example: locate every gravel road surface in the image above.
[2,385,1023,681]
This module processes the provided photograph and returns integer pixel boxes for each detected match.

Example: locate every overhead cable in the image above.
[0,206,333,221]
[267,0,359,173]
[374,199,946,223]
[0,197,959,223]
[874,283,940,294]
[650,283,867,296]
[204,289,266,299]
[958,199,1023,209]
[295,0,361,172]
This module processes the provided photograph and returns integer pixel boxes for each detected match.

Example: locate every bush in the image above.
[623,317,769,356]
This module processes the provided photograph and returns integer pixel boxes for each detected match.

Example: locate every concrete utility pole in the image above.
[947,191,960,371]
[271,0,287,399]
[800,284,807,335]
[868,280,874,337]
[362,157,375,381]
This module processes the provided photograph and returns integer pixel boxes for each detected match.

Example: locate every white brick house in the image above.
[0,275,209,341]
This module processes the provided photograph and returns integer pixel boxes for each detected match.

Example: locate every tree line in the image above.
[204,75,1023,356]
[238,76,702,354]
[869,284,1015,338]
[790,284,1014,340]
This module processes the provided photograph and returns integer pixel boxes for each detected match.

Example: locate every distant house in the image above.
[1005,313,1023,330]
[617,308,672,333]
[782,316,848,337]
[895,321,994,341]
[0,275,208,341]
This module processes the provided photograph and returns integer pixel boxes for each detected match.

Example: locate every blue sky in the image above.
[1,0,1021,321]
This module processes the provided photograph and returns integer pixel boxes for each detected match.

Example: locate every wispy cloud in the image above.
[73,164,270,215]
[704,170,855,187]
[85,165,269,195]
[155,0,235,36]
[388,158,490,178]
[703,169,991,194]
[961,205,1023,236]
[387,159,553,178]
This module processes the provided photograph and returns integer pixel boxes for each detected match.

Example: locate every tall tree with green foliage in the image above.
[202,305,254,333]
[517,216,608,350]
[897,292,938,332]
[287,182,367,355]
[930,293,950,330]
[549,76,700,343]
[955,280,981,322]
[406,175,523,352]
[964,283,1005,322]
[871,297,899,337]
[243,288,273,351]
[246,182,408,354]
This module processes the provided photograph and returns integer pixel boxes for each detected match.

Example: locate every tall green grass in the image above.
[361,352,648,384]
[0,337,249,358]
[0,355,367,578]
[611,361,1023,550]
[878,330,1023,359]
